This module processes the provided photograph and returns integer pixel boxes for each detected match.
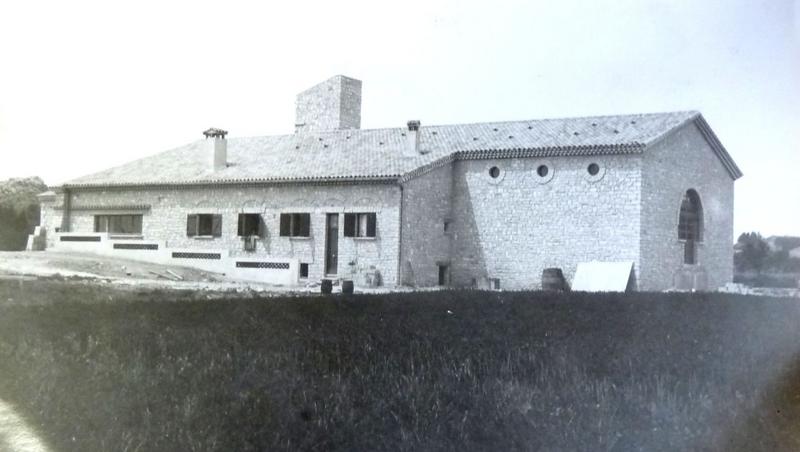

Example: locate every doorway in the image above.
[325,213,339,275]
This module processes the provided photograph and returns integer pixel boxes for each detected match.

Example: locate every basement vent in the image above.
[235,261,290,270]
[60,236,101,242]
[114,243,158,250]
[171,252,221,260]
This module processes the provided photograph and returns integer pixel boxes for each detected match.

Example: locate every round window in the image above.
[489,166,501,178]
[587,163,600,176]
[537,165,549,177]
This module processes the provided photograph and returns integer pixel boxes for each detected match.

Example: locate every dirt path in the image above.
[0,398,50,452]
[0,251,330,295]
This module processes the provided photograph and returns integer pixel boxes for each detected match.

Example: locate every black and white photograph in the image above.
[0,0,798,450]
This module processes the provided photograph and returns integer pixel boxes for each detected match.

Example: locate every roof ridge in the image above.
[228,110,699,140]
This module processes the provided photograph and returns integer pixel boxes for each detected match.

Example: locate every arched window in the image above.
[678,189,703,264]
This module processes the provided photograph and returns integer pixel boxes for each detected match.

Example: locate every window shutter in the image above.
[258,215,266,238]
[212,215,222,237]
[366,213,376,237]
[299,214,310,237]
[344,213,356,237]
[186,215,198,237]
[280,214,290,236]
[237,214,244,236]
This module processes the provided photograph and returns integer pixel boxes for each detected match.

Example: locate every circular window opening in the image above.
[587,163,600,176]
[489,166,501,178]
[537,165,549,177]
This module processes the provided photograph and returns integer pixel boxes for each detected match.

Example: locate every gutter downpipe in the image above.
[61,188,72,232]
[397,181,404,287]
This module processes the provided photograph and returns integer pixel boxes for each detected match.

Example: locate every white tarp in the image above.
[571,261,634,292]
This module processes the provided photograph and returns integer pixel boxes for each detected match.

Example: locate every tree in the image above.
[735,232,770,274]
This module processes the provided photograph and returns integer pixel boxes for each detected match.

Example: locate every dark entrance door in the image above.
[325,213,339,275]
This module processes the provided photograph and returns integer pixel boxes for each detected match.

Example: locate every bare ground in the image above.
[0,251,407,295]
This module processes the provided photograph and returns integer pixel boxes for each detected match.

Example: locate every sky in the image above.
[0,0,797,238]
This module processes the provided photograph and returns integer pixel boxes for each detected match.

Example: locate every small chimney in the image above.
[203,128,227,171]
[406,120,421,155]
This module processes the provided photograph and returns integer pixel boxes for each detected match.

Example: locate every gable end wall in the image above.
[640,121,735,290]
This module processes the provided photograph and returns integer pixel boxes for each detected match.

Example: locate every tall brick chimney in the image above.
[295,75,362,133]
[203,128,227,172]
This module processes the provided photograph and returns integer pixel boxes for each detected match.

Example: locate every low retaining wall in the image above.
[51,233,299,286]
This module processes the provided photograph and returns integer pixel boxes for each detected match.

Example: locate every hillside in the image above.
[0,176,47,250]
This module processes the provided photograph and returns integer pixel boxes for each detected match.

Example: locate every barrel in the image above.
[542,268,567,291]
[320,279,333,294]
[341,280,354,294]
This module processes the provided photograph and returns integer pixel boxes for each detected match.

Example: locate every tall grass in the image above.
[0,281,798,451]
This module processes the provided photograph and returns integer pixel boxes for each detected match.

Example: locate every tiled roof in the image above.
[61,110,740,188]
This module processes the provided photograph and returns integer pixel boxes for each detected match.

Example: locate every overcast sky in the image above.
[0,0,797,237]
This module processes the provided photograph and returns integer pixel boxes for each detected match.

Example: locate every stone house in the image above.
[36,75,742,290]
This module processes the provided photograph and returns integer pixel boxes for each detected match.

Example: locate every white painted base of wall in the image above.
[52,232,300,286]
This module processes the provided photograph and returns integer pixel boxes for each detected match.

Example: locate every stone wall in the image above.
[640,121,735,291]
[399,164,454,286]
[45,183,401,285]
[450,155,643,290]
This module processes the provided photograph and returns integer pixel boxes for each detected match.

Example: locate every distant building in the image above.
[36,75,742,290]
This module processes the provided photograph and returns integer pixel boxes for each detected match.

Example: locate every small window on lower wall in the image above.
[187,214,222,237]
[438,264,450,286]
[489,278,501,290]
[299,263,309,278]
[344,213,376,238]
[94,214,143,234]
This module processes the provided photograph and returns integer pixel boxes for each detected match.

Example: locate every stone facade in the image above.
[42,183,401,285]
[399,164,454,286]
[639,122,735,291]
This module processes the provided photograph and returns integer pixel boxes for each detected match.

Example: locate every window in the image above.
[279,213,310,237]
[678,190,703,264]
[94,214,143,234]
[537,165,549,177]
[587,163,600,176]
[489,278,501,290]
[443,220,452,234]
[678,190,703,241]
[344,213,376,238]
[488,166,500,178]
[299,263,309,278]
[438,264,450,286]
[237,213,263,237]
[186,214,222,237]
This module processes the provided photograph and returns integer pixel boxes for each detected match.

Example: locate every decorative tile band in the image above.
[60,236,102,242]
[235,261,290,270]
[171,252,221,260]
[114,243,159,250]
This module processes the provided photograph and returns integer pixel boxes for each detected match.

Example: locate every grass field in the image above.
[0,280,798,451]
